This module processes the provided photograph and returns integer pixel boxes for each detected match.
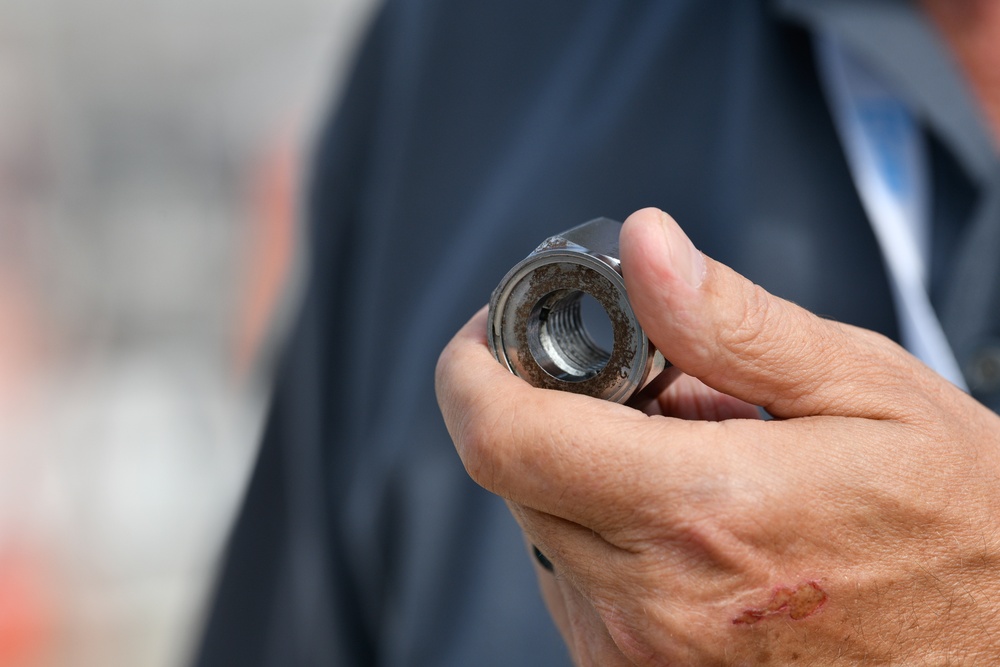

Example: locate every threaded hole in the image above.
[527,290,612,382]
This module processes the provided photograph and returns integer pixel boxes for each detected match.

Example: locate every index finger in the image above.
[435,308,741,535]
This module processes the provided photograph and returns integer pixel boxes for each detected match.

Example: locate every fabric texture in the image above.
[194,1,998,665]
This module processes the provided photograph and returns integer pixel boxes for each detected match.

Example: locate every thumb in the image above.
[619,207,914,419]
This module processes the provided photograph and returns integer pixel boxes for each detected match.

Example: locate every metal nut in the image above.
[487,218,677,406]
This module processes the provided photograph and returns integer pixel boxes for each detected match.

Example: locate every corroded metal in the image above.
[488,218,677,406]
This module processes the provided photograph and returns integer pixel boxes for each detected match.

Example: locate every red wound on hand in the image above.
[733,581,828,625]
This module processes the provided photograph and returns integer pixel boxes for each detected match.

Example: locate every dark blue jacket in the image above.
[195,1,1000,664]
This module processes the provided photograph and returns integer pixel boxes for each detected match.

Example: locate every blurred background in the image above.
[0,0,375,664]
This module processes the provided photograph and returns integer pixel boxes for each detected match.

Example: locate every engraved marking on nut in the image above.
[488,219,676,405]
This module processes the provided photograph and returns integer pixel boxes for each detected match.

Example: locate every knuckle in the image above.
[457,424,493,489]
[659,509,750,575]
[454,394,508,493]
[593,599,664,667]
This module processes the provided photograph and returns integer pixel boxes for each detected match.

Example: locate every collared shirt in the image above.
[780,0,1000,402]
[196,3,1000,666]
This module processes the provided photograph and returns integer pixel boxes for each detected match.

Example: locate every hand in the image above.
[435,208,1000,665]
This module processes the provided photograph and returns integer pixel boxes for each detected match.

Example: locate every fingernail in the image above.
[532,545,554,573]
[657,210,705,288]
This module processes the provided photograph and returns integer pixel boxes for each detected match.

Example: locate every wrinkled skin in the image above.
[436,208,1000,665]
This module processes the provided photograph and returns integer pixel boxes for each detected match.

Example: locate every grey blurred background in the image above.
[0,0,375,665]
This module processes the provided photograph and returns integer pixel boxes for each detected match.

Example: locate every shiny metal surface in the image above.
[488,218,677,406]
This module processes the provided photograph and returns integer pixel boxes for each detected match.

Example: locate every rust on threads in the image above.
[732,581,828,625]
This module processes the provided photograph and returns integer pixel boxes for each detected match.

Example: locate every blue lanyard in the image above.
[816,32,967,390]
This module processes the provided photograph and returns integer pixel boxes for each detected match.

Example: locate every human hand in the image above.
[435,208,1000,665]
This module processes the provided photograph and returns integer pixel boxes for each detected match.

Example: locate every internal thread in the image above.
[530,290,611,382]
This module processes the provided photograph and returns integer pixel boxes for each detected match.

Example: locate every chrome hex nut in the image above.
[487,217,676,406]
